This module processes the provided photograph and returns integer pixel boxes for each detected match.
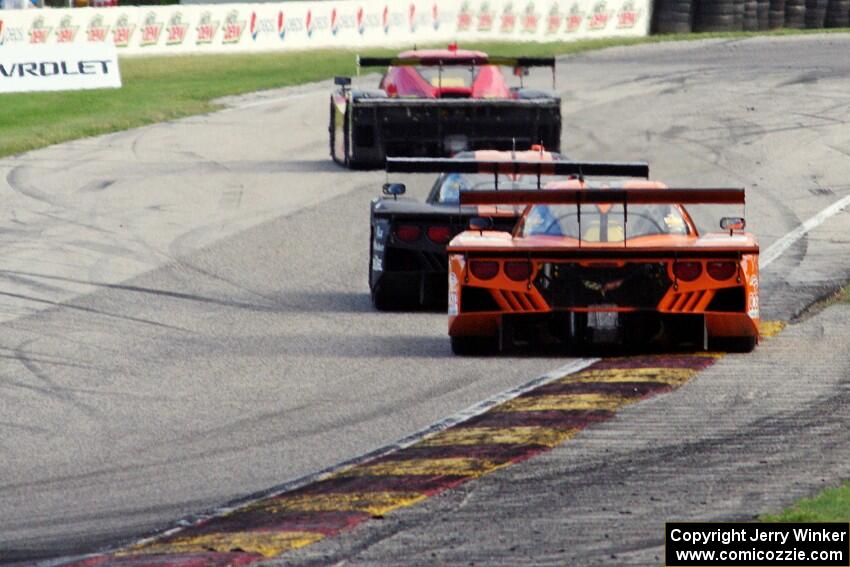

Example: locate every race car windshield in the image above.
[415,66,483,89]
[436,173,539,205]
[522,203,690,241]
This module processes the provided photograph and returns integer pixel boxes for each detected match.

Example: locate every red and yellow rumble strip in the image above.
[67,323,782,566]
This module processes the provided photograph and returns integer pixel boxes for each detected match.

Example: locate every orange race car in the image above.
[442,160,760,355]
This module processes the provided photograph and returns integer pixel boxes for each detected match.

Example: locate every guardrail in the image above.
[0,0,650,55]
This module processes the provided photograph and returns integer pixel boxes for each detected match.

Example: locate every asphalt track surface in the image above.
[1,35,849,564]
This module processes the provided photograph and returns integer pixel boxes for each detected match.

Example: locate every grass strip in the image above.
[762,482,850,522]
[1,29,849,158]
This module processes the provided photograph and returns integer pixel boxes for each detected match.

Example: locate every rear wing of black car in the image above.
[386,157,650,189]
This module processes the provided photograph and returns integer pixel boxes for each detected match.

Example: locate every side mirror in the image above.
[334,76,352,87]
[382,183,406,198]
[469,217,493,233]
[720,217,746,233]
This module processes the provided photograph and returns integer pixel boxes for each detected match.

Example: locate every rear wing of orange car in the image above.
[386,157,650,188]
[458,187,747,247]
[458,188,745,206]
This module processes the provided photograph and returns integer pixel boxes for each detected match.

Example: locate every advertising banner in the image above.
[0,42,121,92]
[0,0,649,56]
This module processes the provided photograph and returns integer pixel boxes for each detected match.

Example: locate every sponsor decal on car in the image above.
[748,276,760,319]
[166,12,189,46]
[617,0,640,27]
[448,271,459,315]
[522,1,540,32]
[478,1,494,31]
[111,14,134,48]
[500,2,517,33]
[373,223,386,253]
[196,11,219,45]
[587,0,611,29]
[55,16,79,43]
[29,16,51,45]
[546,2,563,34]
[140,12,164,47]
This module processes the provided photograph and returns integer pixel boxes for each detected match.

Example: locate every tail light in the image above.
[426,225,452,245]
[470,260,499,280]
[673,261,702,282]
[395,224,421,242]
[707,261,737,281]
[504,261,532,282]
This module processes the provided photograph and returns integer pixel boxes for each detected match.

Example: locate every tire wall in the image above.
[653,0,849,31]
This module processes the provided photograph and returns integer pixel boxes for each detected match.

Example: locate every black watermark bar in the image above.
[666,523,849,567]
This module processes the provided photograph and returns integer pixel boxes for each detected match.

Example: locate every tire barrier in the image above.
[825,0,850,26]
[785,0,808,27]
[658,0,849,32]
[805,0,828,26]
[769,0,787,27]
[653,0,695,33]
[744,0,759,29]
[757,0,771,28]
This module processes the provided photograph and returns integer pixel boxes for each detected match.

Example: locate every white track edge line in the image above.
[760,193,850,269]
[45,357,597,566]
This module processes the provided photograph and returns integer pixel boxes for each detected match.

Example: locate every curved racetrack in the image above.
[1,35,849,565]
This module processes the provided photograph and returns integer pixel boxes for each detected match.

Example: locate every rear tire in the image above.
[450,335,494,356]
[709,335,757,353]
[343,108,352,168]
[371,280,418,311]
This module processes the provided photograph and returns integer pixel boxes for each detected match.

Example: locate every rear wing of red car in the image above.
[358,55,557,88]
[386,157,650,180]
[357,56,556,68]
[458,188,746,206]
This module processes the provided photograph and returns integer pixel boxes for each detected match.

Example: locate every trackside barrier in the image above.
[0,0,650,56]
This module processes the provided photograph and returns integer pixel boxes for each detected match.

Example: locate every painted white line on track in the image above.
[48,358,598,566]
[760,193,850,269]
[201,357,599,516]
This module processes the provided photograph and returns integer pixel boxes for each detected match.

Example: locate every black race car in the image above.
[369,148,568,310]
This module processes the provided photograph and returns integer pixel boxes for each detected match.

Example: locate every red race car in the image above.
[330,45,561,169]
[442,160,760,355]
